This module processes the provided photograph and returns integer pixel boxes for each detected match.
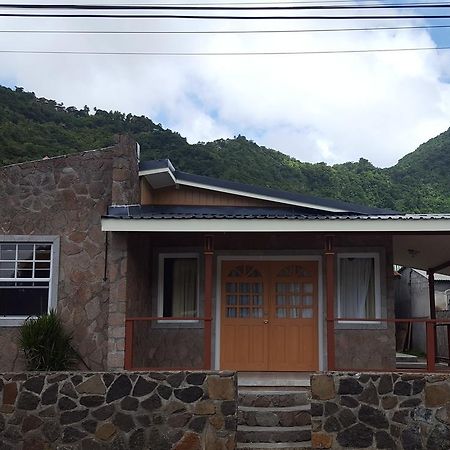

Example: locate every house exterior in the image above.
[2,138,450,373]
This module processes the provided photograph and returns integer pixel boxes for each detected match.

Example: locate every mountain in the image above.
[1,85,449,213]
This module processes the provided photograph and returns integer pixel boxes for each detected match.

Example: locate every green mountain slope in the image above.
[1,85,449,213]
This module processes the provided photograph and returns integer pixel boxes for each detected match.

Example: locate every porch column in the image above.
[427,269,437,368]
[325,235,336,371]
[203,235,214,370]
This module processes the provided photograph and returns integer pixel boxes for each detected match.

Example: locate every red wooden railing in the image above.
[326,317,450,373]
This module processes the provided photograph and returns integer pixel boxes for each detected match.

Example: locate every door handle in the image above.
[264,320,269,324]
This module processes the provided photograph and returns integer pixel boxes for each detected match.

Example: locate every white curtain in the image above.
[172,259,197,317]
[340,258,374,318]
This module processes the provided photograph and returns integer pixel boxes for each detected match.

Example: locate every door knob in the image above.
[264,320,269,324]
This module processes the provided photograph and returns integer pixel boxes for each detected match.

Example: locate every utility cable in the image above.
[1,23,450,34]
[0,46,448,56]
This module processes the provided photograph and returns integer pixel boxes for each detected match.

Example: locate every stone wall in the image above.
[0,136,140,372]
[311,372,450,449]
[0,371,236,449]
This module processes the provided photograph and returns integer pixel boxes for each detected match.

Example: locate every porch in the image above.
[105,229,450,374]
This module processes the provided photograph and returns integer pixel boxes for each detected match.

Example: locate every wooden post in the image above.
[428,269,437,365]
[325,235,336,371]
[203,235,214,370]
[124,320,134,370]
[426,321,436,372]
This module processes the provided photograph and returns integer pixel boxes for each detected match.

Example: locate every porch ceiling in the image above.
[393,234,450,275]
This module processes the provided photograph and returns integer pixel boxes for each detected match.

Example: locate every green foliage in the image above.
[19,310,79,371]
[1,85,450,213]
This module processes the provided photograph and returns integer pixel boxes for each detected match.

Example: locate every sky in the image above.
[1,1,450,167]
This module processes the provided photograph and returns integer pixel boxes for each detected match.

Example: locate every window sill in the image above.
[335,320,388,330]
[0,317,28,327]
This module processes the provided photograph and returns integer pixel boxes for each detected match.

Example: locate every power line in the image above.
[2,2,450,10]
[3,12,450,19]
[1,23,450,34]
[0,46,447,56]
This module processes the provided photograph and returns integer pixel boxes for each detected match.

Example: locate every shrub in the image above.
[19,310,79,371]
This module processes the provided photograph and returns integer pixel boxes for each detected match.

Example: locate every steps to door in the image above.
[236,385,312,450]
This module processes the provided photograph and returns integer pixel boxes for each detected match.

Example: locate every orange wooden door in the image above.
[220,261,269,371]
[268,261,319,371]
[220,260,319,371]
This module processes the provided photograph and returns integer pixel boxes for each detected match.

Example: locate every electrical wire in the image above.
[2,2,450,9]
[0,46,448,55]
[3,12,450,19]
[1,23,450,34]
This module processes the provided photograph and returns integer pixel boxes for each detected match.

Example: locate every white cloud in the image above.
[1,1,450,167]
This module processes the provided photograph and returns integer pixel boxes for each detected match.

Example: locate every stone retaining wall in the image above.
[0,371,236,449]
[311,372,450,449]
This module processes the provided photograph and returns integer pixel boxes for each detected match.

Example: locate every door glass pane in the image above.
[303,283,313,294]
[290,308,301,318]
[240,308,250,318]
[240,283,250,293]
[291,283,300,293]
[302,308,313,318]
[253,308,263,318]
[253,295,263,305]
[226,282,237,293]
[252,283,262,293]
[276,308,286,318]
[241,295,250,305]
[226,295,237,305]
[291,295,301,306]
[276,295,286,306]
[303,295,313,306]
[227,307,237,318]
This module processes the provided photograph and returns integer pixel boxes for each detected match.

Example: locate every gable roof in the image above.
[139,159,397,215]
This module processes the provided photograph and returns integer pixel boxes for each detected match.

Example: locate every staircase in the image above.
[236,373,312,450]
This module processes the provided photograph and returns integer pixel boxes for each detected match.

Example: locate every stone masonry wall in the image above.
[311,372,450,449]
[0,371,236,449]
[0,136,140,372]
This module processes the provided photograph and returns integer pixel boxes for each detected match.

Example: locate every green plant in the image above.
[19,310,79,371]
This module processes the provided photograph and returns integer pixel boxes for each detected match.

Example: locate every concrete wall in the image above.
[0,371,236,449]
[311,372,450,450]
[0,137,140,371]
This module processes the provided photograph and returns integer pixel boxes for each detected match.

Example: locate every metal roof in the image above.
[139,159,398,215]
[105,205,450,221]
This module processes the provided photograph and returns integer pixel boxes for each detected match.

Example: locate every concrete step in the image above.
[396,352,419,363]
[237,425,311,444]
[238,372,311,388]
[238,406,311,428]
[237,443,311,449]
[239,390,310,408]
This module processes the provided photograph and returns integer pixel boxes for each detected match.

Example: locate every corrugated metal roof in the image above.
[105,205,450,221]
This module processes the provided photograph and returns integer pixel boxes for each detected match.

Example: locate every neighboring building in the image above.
[396,268,450,357]
[2,138,450,373]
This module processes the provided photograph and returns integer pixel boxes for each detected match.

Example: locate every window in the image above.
[0,241,56,321]
[158,254,199,319]
[337,253,381,320]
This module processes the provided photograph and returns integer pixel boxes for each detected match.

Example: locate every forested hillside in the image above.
[1,85,449,213]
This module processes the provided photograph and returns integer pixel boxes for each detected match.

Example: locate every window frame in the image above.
[157,252,200,323]
[336,252,381,324]
[0,235,60,327]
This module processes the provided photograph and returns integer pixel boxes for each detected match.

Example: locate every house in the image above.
[2,137,450,373]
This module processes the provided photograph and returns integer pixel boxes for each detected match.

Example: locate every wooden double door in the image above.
[220,260,319,371]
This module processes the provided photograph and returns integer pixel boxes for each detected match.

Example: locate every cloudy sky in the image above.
[1,0,450,167]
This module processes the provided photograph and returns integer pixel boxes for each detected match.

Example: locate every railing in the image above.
[124,316,212,371]
[327,317,450,373]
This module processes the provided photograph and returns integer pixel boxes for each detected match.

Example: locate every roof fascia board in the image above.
[101,218,450,233]
[176,179,347,213]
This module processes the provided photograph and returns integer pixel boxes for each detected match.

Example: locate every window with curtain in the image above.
[162,257,198,318]
[338,255,378,319]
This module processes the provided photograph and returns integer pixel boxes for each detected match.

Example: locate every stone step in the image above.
[237,425,311,444]
[238,406,311,428]
[237,442,311,449]
[239,390,310,408]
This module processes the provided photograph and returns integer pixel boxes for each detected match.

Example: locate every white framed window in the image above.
[157,253,199,321]
[337,253,381,321]
[0,236,59,326]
